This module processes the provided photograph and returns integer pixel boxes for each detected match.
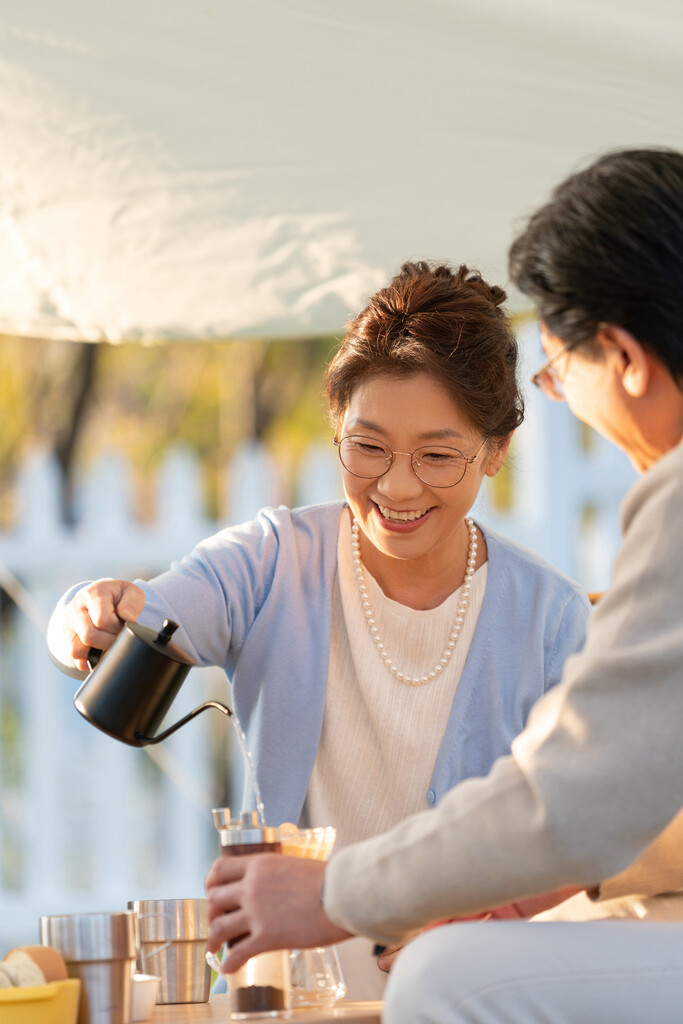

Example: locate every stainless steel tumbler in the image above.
[40,911,137,1024]
[127,898,210,1004]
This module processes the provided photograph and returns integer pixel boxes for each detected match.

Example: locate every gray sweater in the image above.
[324,444,683,943]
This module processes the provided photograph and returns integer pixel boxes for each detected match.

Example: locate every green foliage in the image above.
[0,334,339,526]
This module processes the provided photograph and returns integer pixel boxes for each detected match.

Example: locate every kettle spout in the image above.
[137,699,232,745]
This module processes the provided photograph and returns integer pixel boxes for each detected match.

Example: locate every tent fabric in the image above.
[1,0,682,343]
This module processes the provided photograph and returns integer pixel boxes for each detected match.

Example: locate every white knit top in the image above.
[300,511,487,999]
[302,510,487,850]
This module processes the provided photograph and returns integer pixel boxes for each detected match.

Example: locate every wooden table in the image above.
[150,995,382,1023]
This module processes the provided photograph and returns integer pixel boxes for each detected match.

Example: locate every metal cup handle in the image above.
[136,912,174,961]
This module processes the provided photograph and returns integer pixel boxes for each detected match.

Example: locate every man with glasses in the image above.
[206,148,683,1023]
[530,339,575,401]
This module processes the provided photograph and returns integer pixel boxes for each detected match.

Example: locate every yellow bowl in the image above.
[0,978,81,1024]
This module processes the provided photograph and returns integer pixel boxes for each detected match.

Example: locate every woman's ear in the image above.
[596,324,650,398]
[484,435,512,477]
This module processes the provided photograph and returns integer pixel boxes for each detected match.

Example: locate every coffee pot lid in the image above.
[124,619,196,666]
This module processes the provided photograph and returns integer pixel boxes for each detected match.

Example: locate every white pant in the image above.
[383,920,683,1023]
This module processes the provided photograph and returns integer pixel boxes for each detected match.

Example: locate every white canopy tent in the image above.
[1,0,682,343]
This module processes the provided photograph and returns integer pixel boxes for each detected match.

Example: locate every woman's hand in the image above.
[487,887,582,919]
[57,578,145,671]
[205,853,351,973]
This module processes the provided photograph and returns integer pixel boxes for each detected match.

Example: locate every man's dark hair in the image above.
[509,148,683,383]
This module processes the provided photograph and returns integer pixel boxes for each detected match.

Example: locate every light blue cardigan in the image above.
[96,500,590,823]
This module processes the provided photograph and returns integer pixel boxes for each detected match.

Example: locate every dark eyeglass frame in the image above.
[530,340,576,401]
[333,434,488,488]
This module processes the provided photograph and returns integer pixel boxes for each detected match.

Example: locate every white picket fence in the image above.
[0,440,344,952]
[0,338,637,950]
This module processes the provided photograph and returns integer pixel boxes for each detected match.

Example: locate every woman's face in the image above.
[338,372,508,566]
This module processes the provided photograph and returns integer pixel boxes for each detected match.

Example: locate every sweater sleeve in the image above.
[543,586,590,695]
[46,506,289,675]
[323,446,683,944]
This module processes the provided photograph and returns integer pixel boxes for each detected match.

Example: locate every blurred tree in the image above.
[0,334,338,527]
[55,344,100,524]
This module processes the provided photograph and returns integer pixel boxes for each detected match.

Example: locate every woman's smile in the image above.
[374,502,434,528]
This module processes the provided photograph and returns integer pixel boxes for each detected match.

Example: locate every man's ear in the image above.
[484,434,512,477]
[596,324,650,398]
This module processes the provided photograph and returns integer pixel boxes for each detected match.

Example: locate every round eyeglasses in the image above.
[530,340,575,401]
[334,435,487,488]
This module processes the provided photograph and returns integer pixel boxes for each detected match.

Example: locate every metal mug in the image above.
[40,911,137,1024]
[128,898,211,1005]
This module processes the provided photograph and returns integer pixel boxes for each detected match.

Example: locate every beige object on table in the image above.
[1,949,46,987]
[6,944,69,981]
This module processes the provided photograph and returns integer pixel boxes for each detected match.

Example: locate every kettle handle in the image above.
[136,700,232,745]
[87,647,102,671]
[87,612,128,670]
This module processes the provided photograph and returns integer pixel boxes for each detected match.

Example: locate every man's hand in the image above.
[56,579,145,671]
[205,853,351,972]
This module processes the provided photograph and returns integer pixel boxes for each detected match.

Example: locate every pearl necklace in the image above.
[351,516,478,686]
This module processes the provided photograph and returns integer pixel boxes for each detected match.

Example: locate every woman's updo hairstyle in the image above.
[325,261,524,444]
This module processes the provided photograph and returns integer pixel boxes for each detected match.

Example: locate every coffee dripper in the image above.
[72,618,232,747]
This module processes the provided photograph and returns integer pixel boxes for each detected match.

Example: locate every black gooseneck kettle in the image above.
[73,618,232,747]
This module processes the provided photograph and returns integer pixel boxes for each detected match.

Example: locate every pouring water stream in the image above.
[228,712,266,825]
[205,715,267,979]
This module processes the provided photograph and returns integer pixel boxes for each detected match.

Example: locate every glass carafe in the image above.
[278,824,346,1008]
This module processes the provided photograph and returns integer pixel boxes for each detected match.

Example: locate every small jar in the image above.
[220,812,291,1019]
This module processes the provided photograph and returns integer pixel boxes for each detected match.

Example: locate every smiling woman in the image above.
[333,373,501,609]
[47,260,591,1000]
